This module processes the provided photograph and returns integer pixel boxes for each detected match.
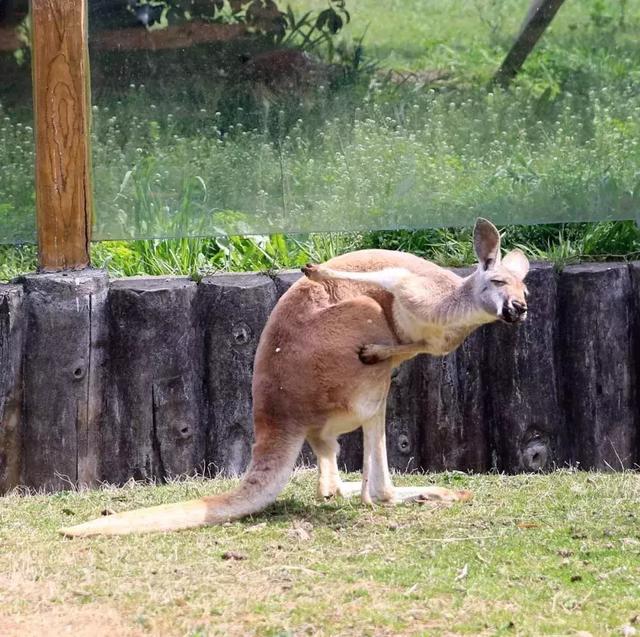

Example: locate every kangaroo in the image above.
[61,218,529,536]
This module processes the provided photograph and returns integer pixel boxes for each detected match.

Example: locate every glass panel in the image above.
[0,0,35,244]
[89,0,640,240]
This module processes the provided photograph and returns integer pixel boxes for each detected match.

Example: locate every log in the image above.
[273,270,302,298]
[417,268,488,472]
[558,263,636,469]
[0,25,20,51]
[31,0,93,270]
[103,277,203,484]
[0,284,24,492]
[386,363,421,473]
[19,271,108,490]
[484,263,562,472]
[2,261,638,493]
[199,273,278,476]
[627,262,640,468]
[419,329,489,472]
[91,23,247,52]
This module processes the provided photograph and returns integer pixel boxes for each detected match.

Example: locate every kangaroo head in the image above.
[472,218,530,323]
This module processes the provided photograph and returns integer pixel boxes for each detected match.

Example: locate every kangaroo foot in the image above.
[317,481,362,500]
[394,486,473,504]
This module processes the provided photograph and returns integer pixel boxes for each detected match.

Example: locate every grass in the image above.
[1,0,640,275]
[1,470,640,636]
[3,218,640,282]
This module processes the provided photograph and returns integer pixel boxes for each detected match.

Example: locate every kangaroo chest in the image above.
[392,301,474,356]
[416,325,473,356]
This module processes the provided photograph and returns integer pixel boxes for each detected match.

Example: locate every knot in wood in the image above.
[521,437,548,471]
[177,424,192,439]
[231,321,252,345]
[72,364,86,380]
[397,433,411,454]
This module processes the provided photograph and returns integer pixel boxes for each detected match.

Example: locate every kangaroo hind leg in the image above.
[302,263,410,291]
[307,432,361,500]
[361,403,396,505]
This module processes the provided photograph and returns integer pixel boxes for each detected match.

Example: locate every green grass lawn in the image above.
[1,470,639,636]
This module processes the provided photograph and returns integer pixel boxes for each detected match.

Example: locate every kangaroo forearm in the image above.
[359,342,432,365]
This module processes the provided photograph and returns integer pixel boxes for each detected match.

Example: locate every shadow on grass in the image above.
[247,496,363,529]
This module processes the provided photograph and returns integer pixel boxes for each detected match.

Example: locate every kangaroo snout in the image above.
[502,300,527,323]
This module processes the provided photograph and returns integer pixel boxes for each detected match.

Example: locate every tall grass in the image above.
[89,232,360,278]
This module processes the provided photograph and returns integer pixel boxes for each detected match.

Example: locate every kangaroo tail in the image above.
[60,429,304,537]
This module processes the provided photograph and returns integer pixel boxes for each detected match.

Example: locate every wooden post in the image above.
[492,0,566,88]
[0,284,24,493]
[200,273,279,477]
[418,268,490,473]
[558,264,636,469]
[484,264,563,472]
[20,271,108,491]
[104,278,204,484]
[31,0,92,271]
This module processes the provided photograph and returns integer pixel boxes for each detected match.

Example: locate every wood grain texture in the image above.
[485,263,563,472]
[19,271,108,491]
[199,273,278,476]
[103,277,204,483]
[2,263,639,494]
[386,363,422,473]
[558,264,636,469]
[629,262,640,469]
[0,285,24,493]
[31,0,92,270]
[419,329,489,472]
[418,268,489,472]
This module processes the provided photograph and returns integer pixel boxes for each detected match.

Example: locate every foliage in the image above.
[363,221,640,269]
[123,0,350,53]
[2,0,640,276]
[89,232,359,279]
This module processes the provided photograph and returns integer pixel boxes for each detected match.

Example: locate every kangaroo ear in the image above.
[473,218,501,270]
[502,249,530,280]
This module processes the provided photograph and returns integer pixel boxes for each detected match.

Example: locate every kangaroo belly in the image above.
[322,380,390,437]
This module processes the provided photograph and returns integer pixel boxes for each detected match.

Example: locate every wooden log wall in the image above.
[0,262,638,493]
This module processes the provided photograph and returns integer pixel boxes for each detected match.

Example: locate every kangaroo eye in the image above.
[491,279,506,287]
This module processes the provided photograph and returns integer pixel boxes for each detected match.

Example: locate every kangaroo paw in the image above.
[359,344,389,365]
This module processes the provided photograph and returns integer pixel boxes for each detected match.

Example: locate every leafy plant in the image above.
[121,0,350,50]
[281,0,350,59]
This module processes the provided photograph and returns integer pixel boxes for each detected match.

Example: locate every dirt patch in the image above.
[0,606,142,637]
